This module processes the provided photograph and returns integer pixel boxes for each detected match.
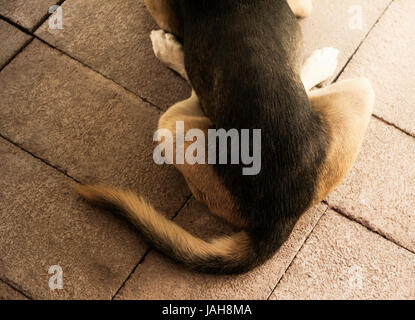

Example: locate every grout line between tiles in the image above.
[0,35,33,72]
[0,277,33,300]
[0,0,68,71]
[317,0,415,258]
[34,35,164,113]
[333,0,394,83]
[5,1,412,143]
[1,0,412,300]
[268,197,415,300]
[0,133,80,183]
[0,1,67,33]
[110,248,152,300]
[31,0,68,33]
[266,205,330,300]
[0,14,32,34]
[37,33,165,113]
[1,131,194,300]
[111,194,193,300]
[0,15,165,114]
[325,201,415,255]
[1,7,186,300]
[36,36,164,112]
[372,114,415,139]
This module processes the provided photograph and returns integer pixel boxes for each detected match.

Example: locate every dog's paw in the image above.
[150,30,186,77]
[302,47,340,89]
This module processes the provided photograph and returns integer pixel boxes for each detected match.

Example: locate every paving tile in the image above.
[270,211,415,300]
[35,0,190,110]
[0,39,189,218]
[326,118,415,252]
[0,0,59,31]
[0,20,32,69]
[300,0,391,81]
[0,281,28,300]
[115,200,327,300]
[0,138,145,299]
[338,0,415,135]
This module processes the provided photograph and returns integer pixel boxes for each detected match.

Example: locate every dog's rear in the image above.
[77,0,328,274]
[75,0,374,274]
[177,0,329,254]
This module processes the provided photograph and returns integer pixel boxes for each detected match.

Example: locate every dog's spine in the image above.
[74,184,268,274]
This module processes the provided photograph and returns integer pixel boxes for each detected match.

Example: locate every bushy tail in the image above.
[74,184,265,274]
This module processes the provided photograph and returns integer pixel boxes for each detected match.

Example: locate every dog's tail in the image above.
[74,184,276,274]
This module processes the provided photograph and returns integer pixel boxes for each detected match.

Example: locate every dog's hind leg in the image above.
[157,93,247,229]
[150,29,245,228]
[300,48,375,201]
[287,0,313,18]
[309,78,375,205]
[144,0,183,37]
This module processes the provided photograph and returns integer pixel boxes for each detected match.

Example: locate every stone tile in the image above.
[271,211,415,300]
[0,39,189,218]
[0,138,145,299]
[326,118,415,252]
[0,281,28,300]
[0,20,32,69]
[338,0,415,135]
[0,0,59,31]
[115,200,327,300]
[300,0,391,81]
[35,0,190,110]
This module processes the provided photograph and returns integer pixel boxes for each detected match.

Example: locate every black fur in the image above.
[177,0,329,269]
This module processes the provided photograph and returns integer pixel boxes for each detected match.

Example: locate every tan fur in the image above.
[144,0,183,36]
[310,78,375,205]
[287,0,313,18]
[158,91,247,229]
[74,184,251,262]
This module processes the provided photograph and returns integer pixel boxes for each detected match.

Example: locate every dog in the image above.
[75,0,374,274]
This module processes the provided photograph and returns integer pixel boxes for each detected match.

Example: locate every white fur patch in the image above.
[301,47,340,91]
[150,30,187,80]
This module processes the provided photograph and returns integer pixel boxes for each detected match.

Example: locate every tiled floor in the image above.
[0,0,414,300]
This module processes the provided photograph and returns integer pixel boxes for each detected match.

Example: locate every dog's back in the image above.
[178,0,329,255]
